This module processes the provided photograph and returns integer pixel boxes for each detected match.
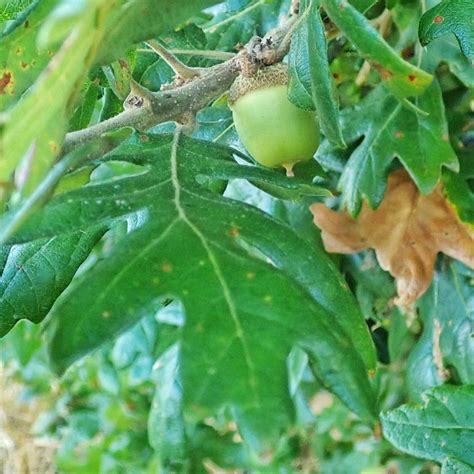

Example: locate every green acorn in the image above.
[229,63,320,176]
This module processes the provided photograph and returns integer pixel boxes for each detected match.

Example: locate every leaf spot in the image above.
[139,134,149,142]
[433,15,444,23]
[0,72,12,95]
[20,61,29,70]
[152,277,160,285]
[228,227,239,237]
[394,131,405,139]
[49,141,58,153]
[263,295,272,303]
[442,134,449,141]
[161,262,172,273]
[246,271,255,280]
[102,311,111,318]
[198,260,206,266]
[373,63,393,80]
[408,74,416,82]
[118,59,129,70]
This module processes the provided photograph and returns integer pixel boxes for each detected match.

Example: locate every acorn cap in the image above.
[228,63,289,106]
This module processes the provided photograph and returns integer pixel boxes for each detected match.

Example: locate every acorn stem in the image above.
[283,163,295,177]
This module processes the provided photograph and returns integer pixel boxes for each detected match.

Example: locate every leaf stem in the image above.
[0,152,80,244]
[0,135,125,244]
[401,98,429,116]
[212,122,235,143]
[203,0,265,33]
[137,48,235,61]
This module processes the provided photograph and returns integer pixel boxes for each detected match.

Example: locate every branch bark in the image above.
[62,16,296,155]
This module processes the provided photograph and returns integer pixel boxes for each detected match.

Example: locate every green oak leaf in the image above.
[425,36,474,88]
[0,0,222,108]
[345,252,396,325]
[443,153,474,224]
[99,0,281,69]
[0,0,58,110]
[316,82,459,215]
[288,0,346,148]
[350,0,378,12]
[442,458,474,474]
[205,0,288,54]
[391,0,422,51]
[0,244,9,270]
[188,424,249,469]
[406,260,474,399]
[4,133,377,448]
[307,0,345,148]
[419,0,474,61]
[148,344,187,470]
[381,384,474,467]
[0,0,36,21]
[0,228,105,337]
[1,0,111,196]
[69,80,101,132]
[95,1,221,65]
[322,0,433,98]
[288,0,313,111]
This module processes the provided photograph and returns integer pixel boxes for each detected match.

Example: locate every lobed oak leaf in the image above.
[310,169,474,305]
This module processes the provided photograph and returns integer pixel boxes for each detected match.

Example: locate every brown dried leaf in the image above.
[310,169,474,305]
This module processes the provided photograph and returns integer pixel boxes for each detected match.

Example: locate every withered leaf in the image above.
[310,169,474,305]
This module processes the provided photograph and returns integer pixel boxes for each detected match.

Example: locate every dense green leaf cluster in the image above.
[0,0,472,472]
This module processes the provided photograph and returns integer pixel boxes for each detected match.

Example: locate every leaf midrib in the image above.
[170,129,261,406]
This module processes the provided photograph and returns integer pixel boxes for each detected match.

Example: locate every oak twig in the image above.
[62,16,296,155]
[146,39,205,79]
[0,150,86,244]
